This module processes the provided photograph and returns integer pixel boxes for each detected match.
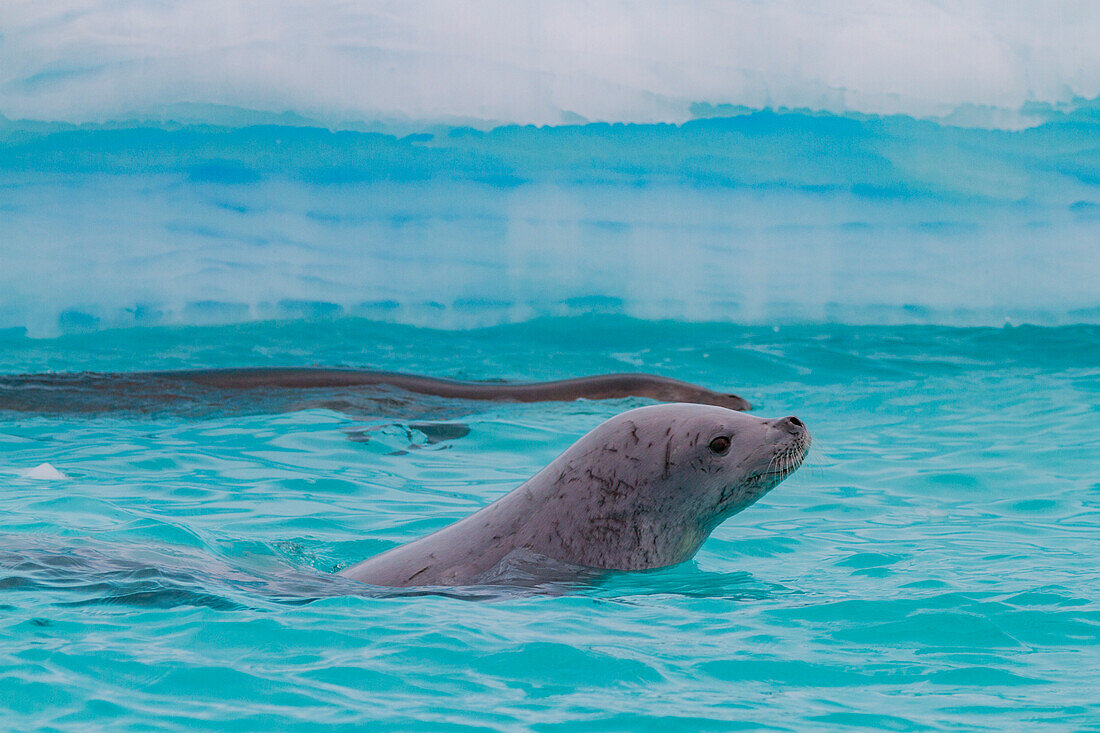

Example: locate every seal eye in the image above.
[709,436,731,454]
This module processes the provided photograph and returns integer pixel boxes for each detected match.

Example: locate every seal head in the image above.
[516,404,810,571]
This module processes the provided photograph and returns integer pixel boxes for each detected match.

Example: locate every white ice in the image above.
[21,463,69,480]
[1,1,1097,128]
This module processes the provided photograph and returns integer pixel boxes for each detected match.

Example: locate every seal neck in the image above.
[495,468,710,571]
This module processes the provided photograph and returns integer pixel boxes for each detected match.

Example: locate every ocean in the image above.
[2,318,1098,729]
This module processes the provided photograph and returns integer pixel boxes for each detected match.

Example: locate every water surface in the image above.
[1,317,1097,729]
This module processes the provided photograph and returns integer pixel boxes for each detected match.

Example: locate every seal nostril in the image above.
[776,416,805,434]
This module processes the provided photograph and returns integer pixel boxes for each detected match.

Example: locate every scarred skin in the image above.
[341,404,809,587]
[0,369,751,413]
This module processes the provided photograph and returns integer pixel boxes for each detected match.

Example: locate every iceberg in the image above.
[1,1,1098,127]
[0,110,1098,335]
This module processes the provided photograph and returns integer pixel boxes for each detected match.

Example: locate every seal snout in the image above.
[775,416,807,435]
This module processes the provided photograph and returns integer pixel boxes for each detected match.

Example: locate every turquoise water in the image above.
[1,317,1097,730]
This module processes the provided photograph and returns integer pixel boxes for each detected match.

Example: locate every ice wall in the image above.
[2,1,1098,128]
[1,111,1097,336]
[2,2,1097,335]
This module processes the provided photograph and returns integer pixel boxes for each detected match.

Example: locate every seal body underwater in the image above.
[341,403,809,587]
[0,369,750,414]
